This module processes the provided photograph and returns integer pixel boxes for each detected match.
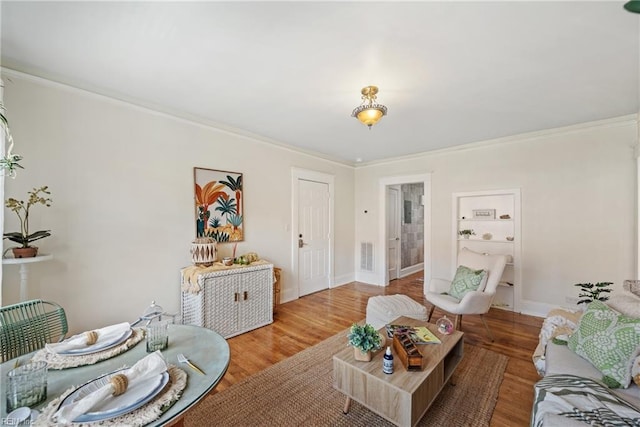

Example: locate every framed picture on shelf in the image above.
[472,209,495,219]
[194,167,243,242]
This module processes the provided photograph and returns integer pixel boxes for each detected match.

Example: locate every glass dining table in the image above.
[0,324,230,426]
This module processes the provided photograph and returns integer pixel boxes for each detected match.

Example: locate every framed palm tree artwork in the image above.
[194,167,243,242]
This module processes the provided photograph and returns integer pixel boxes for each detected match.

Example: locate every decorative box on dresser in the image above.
[181,262,274,338]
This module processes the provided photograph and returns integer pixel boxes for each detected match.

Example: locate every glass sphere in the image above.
[436,316,454,335]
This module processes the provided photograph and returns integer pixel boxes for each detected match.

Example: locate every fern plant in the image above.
[574,282,612,305]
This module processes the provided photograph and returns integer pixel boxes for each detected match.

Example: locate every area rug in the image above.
[185,329,509,427]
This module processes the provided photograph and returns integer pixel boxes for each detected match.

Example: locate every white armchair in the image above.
[425,247,508,341]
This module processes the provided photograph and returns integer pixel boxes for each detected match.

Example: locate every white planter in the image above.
[190,238,217,266]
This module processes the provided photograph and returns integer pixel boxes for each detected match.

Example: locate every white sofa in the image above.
[532,292,640,426]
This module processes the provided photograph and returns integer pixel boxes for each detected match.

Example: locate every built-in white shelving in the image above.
[452,189,521,312]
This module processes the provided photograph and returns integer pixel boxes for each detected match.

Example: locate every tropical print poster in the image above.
[194,168,243,242]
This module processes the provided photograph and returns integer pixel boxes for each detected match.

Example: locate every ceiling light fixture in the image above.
[624,1,640,13]
[351,85,387,129]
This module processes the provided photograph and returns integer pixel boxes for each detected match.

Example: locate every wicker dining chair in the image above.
[0,299,68,362]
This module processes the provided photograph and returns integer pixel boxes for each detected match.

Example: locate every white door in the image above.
[298,179,330,296]
[387,186,401,281]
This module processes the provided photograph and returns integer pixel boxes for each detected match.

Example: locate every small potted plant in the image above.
[458,229,475,239]
[0,102,24,179]
[347,323,382,362]
[3,186,52,258]
[574,282,612,306]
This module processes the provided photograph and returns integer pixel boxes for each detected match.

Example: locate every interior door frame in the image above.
[386,185,401,282]
[291,167,335,299]
[378,173,432,292]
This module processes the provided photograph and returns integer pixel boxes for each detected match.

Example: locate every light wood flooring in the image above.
[215,272,543,426]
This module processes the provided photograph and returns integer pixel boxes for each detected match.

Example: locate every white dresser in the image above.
[181,263,274,338]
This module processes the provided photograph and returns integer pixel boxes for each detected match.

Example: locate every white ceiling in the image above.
[1,1,638,166]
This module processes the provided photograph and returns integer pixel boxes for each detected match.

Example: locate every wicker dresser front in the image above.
[181,263,274,338]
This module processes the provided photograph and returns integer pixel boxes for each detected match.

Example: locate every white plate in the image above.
[57,369,169,423]
[6,407,31,424]
[58,328,133,355]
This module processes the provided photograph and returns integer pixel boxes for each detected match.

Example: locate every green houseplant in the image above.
[0,97,24,179]
[3,186,52,258]
[458,229,475,239]
[574,282,612,305]
[347,323,382,362]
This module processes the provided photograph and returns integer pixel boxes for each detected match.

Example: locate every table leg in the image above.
[449,374,457,387]
[343,396,352,414]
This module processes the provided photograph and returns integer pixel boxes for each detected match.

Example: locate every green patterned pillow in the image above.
[449,265,487,300]
[567,300,640,388]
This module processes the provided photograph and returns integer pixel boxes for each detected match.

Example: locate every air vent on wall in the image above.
[360,242,374,272]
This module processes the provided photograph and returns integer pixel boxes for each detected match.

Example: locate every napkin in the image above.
[46,322,131,354]
[53,351,167,424]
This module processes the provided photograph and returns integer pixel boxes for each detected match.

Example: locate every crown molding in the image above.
[0,67,356,169]
[357,114,638,168]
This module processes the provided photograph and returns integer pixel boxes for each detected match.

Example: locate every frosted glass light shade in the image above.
[356,107,385,126]
[351,85,388,128]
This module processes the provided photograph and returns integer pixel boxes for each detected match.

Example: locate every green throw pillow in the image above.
[449,265,487,300]
[567,300,640,388]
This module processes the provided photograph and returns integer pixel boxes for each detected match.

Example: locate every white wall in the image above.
[355,117,638,316]
[2,70,637,327]
[1,71,355,332]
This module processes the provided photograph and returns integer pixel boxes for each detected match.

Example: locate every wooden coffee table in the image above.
[333,316,464,427]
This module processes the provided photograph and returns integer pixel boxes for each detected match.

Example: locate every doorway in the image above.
[291,168,334,298]
[398,183,425,277]
[379,174,432,292]
[386,186,401,281]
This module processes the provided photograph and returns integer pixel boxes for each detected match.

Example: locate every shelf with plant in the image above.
[457,229,475,239]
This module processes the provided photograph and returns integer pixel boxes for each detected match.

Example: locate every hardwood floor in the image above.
[214,272,543,426]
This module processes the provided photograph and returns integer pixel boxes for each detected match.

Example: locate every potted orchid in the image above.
[3,186,52,258]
